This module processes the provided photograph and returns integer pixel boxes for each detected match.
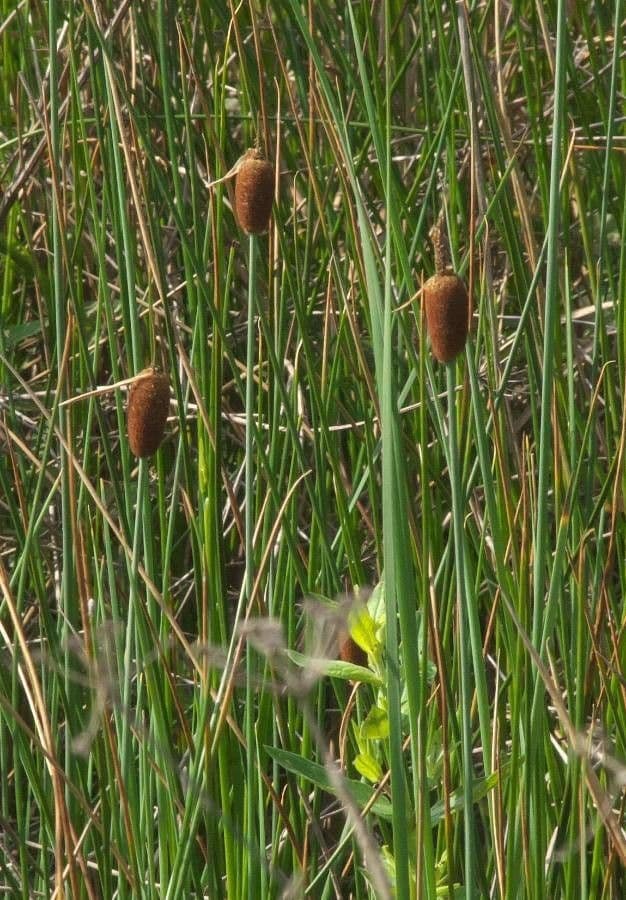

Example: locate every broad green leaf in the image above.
[360,705,389,740]
[265,746,394,820]
[353,752,383,783]
[349,607,378,656]
[367,578,386,625]
[286,649,382,686]
[267,747,504,829]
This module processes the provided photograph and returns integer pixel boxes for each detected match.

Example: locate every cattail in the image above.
[234,149,274,234]
[423,215,469,363]
[339,635,368,669]
[126,369,170,458]
[423,273,469,363]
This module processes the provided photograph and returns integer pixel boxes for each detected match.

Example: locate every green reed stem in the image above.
[447,362,475,897]
[245,233,261,900]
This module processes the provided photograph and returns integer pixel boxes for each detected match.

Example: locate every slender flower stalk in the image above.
[245,232,259,900]
[235,149,274,899]
[425,216,475,894]
[447,362,475,897]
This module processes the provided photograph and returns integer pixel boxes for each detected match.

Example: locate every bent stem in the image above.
[446,361,475,897]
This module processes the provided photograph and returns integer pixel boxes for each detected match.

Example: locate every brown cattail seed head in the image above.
[339,635,368,669]
[423,273,469,363]
[234,149,274,234]
[126,369,170,458]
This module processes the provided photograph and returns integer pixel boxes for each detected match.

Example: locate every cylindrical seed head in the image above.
[234,149,274,235]
[423,273,469,363]
[126,369,170,458]
[339,635,368,669]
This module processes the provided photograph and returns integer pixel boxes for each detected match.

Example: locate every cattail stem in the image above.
[446,362,476,897]
[245,233,261,900]
[245,244,256,655]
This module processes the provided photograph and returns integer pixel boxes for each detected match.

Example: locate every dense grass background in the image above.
[1,0,626,896]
